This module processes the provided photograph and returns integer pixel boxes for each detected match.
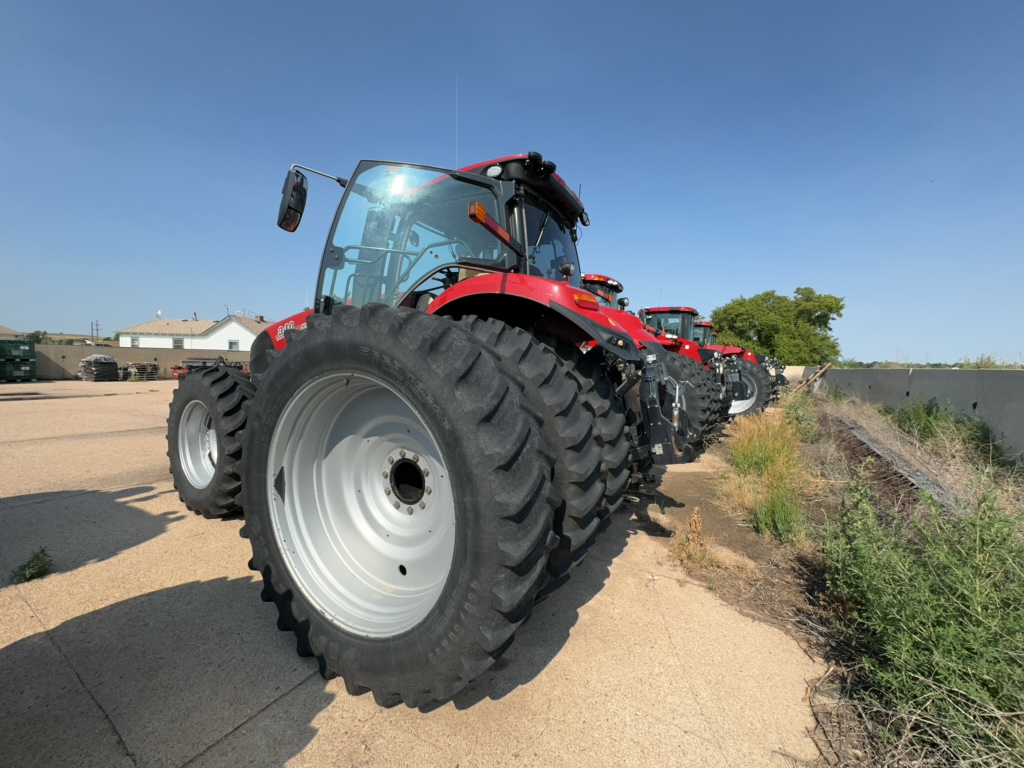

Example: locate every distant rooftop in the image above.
[117,315,274,336]
[118,319,218,335]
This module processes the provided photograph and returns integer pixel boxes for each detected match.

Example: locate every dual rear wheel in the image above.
[167,306,629,707]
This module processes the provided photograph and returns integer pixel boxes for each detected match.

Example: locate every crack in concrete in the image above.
[23,593,139,767]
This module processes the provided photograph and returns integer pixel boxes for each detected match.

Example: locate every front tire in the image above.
[167,366,255,518]
[240,306,557,708]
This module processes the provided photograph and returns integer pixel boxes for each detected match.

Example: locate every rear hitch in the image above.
[639,360,693,466]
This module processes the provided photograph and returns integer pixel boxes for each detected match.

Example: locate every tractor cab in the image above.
[638,307,697,345]
[581,274,628,309]
[282,156,587,313]
[693,321,715,346]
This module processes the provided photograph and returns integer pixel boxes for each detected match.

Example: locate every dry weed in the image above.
[667,506,719,570]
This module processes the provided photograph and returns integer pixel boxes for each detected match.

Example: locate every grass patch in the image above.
[890,398,1010,468]
[749,480,804,542]
[720,405,808,542]
[824,473,1024,764]
[783,393,820,442]
[10,547,54,583]
[727,411,800,477]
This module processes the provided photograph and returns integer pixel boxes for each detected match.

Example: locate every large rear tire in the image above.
[729,359,771,417]
[663,354,717,440]
[458,317,603,576]
[548,342,630,520]
[240,306,557,708]
[167,366,255,518]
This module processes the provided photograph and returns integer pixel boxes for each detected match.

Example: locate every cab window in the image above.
[521,200,582,287]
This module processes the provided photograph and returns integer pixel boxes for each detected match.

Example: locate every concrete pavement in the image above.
[1,379,823,767]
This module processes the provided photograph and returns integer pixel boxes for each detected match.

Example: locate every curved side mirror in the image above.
[278,169,308,232]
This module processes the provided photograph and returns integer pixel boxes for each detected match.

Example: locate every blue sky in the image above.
[1,1,1021,364]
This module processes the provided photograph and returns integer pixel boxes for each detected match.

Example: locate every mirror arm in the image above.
[292,164,348,188]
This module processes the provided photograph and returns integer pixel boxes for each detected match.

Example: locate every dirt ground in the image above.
[0,380,826,767]
[646,437,825,652]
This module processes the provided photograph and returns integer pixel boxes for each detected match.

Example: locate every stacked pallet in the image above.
[78,354,119,382]
[0,340,37,383]
[126,362,160,381]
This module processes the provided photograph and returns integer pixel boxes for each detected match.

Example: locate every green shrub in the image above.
[824,474,1024,764]
[10,548,54,583]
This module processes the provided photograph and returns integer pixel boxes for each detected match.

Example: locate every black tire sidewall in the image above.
[243,309,543,693]
[167,370,232,510]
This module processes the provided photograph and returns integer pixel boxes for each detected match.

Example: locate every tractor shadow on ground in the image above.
[443,506,660,710]
[0,486,183,585]
[0,578,330,767]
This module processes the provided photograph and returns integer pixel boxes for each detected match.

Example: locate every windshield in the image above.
[647,311,694,340]
[693,325,712,345]
[587,286,618,308]
[319,162,507,308]
[520,198,582,288]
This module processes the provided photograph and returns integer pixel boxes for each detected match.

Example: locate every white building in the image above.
[117,315,273,352]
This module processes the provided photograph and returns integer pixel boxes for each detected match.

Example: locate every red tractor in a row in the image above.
[576,275,782,419]
[167,153,695,709]
[580,275,724,440]
[640,307,774,417]
[693,320,788,402]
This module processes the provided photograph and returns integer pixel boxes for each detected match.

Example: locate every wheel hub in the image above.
[385,452,428,510]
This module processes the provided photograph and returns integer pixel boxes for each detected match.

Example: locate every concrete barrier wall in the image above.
[823,368,1024,458]
[31,345,252,380]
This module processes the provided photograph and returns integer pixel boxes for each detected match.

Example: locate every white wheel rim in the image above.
[267,371,456,638]
[729,371,758,414]
[179,400,218,488]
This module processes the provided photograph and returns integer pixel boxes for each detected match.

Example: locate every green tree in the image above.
[710,287,844,365]
[25,330,51,345]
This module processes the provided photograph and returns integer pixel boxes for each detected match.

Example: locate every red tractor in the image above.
[580,275,724,441]
[693,320,787,403]
[641,307,772,416]
[167,152,693,708]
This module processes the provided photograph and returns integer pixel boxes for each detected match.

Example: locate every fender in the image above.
[249,308,314,378]
[264,309,315,351]
[592,307,661,350]
[428,273,642,364]
[639,324,706,366]
[706,343,759,365]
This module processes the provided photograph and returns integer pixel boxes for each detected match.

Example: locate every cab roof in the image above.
[644,306,697,315]
[461,153,587,227]
[581,274,624,292]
